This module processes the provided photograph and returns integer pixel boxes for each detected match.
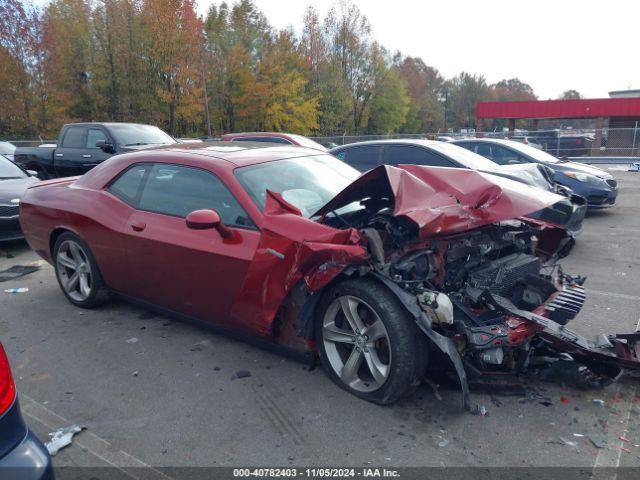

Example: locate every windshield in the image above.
[110,124,176,147]
[0,157,27,179]
[428,142,500,170]
[501,141,560,163]
[235,155,360,217]
[0,142,16,155]
[288,134,327,151]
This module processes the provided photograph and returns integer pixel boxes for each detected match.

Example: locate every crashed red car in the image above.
[19,143,640,408]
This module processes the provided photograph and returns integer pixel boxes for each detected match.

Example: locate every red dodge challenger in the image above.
[19,142,640,408]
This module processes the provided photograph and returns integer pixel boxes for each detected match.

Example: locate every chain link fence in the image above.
[3,127,639,160]
[310,127,640,160]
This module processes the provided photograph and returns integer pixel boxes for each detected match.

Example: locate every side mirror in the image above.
[96,140,115,154]
[26,170,39,178]
[185,209,233,238]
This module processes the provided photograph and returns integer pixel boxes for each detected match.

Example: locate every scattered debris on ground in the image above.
[589,435,607,449]
[4,287,28,293]
[470,404,488,416]
[0,264,40,282]
[45,425,85,456]
[125,337,139,344]
[593,399,605,406]
[231,370,251,380]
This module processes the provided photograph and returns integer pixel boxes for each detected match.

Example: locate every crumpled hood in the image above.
[314,165,565,237]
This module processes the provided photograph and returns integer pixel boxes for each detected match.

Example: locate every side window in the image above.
[339,145,382,172]
[108,164,148,204]
[86,128,108,149]
[491,145,524,165]
[456,142,475,152]
[61,127,86,148]
[473,143,495,160]
[138,164,254,227]
[387,145,455,167]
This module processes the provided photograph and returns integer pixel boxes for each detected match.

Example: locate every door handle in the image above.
[55,153,63,157]
[130,221,146,232]
[82,154,92,158]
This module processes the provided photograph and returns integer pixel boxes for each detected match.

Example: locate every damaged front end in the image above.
[309,165,640,408]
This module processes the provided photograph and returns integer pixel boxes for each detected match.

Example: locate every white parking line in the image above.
[587,289,640,302]
[20,393,174,480]
[591,384,637,480]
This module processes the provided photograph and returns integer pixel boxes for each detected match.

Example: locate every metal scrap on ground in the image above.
[45,425,85,456]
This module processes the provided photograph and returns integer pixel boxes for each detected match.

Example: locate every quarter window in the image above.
[108,164,148,203]
[138,164,254,227]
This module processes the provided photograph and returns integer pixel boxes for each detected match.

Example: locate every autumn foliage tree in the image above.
[0,0,542,138]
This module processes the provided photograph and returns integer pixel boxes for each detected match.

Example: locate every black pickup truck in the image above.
[14,123,177,178]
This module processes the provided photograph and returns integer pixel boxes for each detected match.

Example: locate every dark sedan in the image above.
[0,157,39,241]
[453,138,618,209]
[0,342,54,479]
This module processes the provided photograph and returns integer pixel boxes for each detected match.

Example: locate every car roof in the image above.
[74,141,332,190]
[223,132,292,138]
[453,138,523,146]
[331,139,440,150]
[155,141,324,167]
[63,122,165,128]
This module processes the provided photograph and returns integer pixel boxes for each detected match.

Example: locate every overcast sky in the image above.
[199,0,638,99]
[31,0,638,99]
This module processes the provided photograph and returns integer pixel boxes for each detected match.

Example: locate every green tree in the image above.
[366,46,409,133]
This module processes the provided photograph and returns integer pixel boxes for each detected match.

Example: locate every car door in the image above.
[117,163,260,328]
[83,127,114,168]
[54,125,89,176]
[383,144,458,167]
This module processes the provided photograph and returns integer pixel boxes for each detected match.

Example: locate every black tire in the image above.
[53,232,111,308]
[316,277,427,405]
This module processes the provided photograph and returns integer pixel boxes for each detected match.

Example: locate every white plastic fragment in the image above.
[4,288,28,293]
[45,425,85,456]
[593,399,605,406]
[125,337,139,344]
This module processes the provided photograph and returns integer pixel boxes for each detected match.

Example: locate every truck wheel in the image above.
[53,232,110,308]
[316,278,427,405]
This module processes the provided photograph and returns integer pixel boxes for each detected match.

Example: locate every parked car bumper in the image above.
[554,177,618,210]
[0,430,54,480]
[0,217,23,242]
[0,430,53,480]
[585,188,618,209]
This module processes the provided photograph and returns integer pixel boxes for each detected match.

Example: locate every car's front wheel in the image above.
[53,232,110,308]
[316,278,427,404]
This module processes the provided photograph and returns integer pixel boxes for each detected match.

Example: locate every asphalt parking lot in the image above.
[1,169,640,476]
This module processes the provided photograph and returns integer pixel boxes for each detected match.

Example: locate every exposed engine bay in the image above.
[316,169,640,408]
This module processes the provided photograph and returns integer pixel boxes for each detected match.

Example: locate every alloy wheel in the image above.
[322,295,392,392]
[56,240,93,302]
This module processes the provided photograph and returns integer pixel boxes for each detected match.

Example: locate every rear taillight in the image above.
[0,343,16,415]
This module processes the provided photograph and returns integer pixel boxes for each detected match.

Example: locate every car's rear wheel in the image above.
[316,278,427,405]
[53,232,110,308]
